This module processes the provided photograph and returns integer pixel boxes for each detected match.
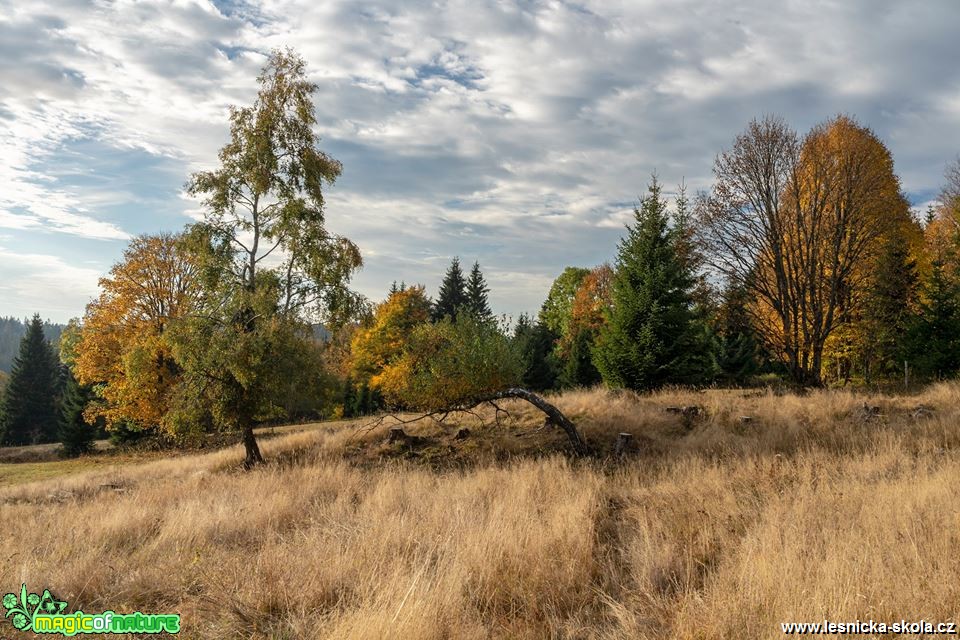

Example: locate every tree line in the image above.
[0,317,64,374]
[0,314,97,455]
[2,47,960,462]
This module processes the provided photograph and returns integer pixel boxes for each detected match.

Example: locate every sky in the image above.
[1,0,959,324]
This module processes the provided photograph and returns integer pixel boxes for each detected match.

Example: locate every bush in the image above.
[378,314,522,411]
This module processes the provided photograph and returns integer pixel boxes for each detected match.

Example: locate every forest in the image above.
[1,49,959,468]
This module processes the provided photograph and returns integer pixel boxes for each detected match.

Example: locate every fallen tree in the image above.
[363,387,590,456]
[362,315,590,456]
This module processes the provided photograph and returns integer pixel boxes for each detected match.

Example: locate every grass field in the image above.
[2,384,960,638]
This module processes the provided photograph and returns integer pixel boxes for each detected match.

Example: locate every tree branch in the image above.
[355,388,590,455]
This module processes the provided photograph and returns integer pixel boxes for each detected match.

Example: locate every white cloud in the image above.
[0,246,101,320]
[0,0,958,320]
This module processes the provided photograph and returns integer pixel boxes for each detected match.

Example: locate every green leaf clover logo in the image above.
[2,584,68,632]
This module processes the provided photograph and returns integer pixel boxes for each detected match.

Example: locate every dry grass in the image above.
[3,384,960,638]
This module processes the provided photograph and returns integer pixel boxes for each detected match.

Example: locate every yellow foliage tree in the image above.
[73,233,201,431]
[350,286,431,389]
[705,115,909,384]
[377,314,522,411]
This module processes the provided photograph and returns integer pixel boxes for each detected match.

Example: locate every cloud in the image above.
[0,246,101,321]
[0,0,959,322]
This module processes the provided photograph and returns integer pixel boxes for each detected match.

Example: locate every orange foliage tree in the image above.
[73,233,201,431]
[376,313,522,411]
[703,115,908,384]
[350,286,432,390]
[557,264,613,358]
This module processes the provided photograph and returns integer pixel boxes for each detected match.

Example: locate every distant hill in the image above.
[0,317,66,373]
[312,324,331,342]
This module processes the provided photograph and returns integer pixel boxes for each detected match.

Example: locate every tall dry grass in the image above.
[2,383,960,638]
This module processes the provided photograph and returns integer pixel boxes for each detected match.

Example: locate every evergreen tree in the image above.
[342,376,357,418]
[432,257,468,321]
[513,314,558,391]
[909,259,960,379]
[58,372,95,457]
[862,232,919,378]
[465,261,492,320]
[0,314,61,445]
[560,329,601,387]
[714,282,758,383]
[593,176,712,390]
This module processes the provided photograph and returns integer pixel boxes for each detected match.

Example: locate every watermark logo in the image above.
[2,585,67,632]
[2,584,180,636]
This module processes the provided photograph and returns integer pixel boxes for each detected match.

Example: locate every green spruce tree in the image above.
[465,261,492,320]
[0,314,61,445]
[561,329,602,388]
[862,233,919,378]
[714,282,758,383]
[513,314,559,391]
[593,176,711,390]
[342,376,357,418]
[58,372,95,457]
[432,257,468,321]
[909,258,960,379]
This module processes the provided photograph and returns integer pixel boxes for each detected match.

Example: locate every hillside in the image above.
[2,385,959,638]
[0,316,66,373]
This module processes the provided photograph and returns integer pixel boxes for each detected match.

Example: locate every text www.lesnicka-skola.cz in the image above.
[781,620,956,635]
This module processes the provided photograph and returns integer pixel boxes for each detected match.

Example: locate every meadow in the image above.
[2,384,960,638]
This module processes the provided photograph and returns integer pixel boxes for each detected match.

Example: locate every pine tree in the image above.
[58,372,95,457]
[0,314,61,445]
[862,233,919,377]
[513,314,558,391]
[593,176,712,390]
[465,261,492,320]
[714,282,758,383]
[909,259,960,379]
[432,257,468,321]
[560,329,601,388]
[342,376,357,418]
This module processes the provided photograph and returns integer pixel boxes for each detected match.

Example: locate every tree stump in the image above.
[911,405,934,419]
[614,432,633,457]
[387,427,408,443]
[681,405,703,418]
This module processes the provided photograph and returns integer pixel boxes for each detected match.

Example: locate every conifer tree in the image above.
[342,376,357,418]
[560,329,601,387]
[465,261,492,320]
[432,257,468,321]
[909,259,960,379]
[714,282,758,383]
[0,314,61,445]
[862,232,919,378]
[513,314,558,391]
[594,176,711,390]
[58,372,95,457]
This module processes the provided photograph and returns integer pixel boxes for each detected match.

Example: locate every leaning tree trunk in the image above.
[443,388,590,456]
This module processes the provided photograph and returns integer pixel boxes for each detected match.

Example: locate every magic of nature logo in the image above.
[2,584,180,636]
